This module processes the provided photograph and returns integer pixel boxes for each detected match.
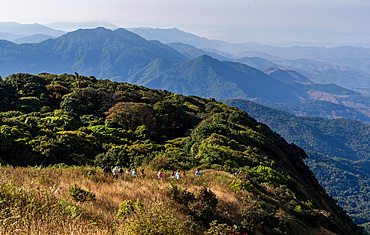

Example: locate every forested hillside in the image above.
[0,73,364,234]
[222,98,370,232]
[223,99,370,161]
[128,55,301,103]
[305,152,370,228]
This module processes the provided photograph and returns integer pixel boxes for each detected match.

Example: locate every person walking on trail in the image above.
[103,166,111,176]
[125,168,131,176]
[170,172,175,179]
[195,169,201,176]
[157,171,163,179]
[176,170,181,180]
[182,170,186,177]
[139,169,145,178]
[112,166,119,179]
[131,169,137,177]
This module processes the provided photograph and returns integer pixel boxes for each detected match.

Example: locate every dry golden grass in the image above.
[0,166,239,234]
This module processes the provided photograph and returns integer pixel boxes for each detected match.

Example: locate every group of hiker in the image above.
[103,166,203,180]
[103,166,145,179]
[103,165,243,179]
[234,170,242,176]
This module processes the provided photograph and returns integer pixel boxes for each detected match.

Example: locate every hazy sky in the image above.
[1,0,370,45]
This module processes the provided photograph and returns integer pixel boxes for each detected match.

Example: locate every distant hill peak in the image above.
[265,67,313,84]
[0,21,64,36]
[45,21,119,32]
[194,54,217,62]
[42,27,150,46]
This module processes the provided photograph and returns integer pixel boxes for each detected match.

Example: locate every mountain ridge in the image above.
[0,27,187,80]
[129,27,370,89]
[128,54,302,103]
[0,22,64,43]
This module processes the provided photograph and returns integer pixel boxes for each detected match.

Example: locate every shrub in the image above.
[167,183,195,206]
[149,155,170,171]
[239,200,271,233]
[116,199,144,218]
[118,201,186,234]
[69,184,96,202]
[167,186,221,228]
[205,220,240,235]
[182,215,201,235]
[229,179,254,192]
[188,188,219,225]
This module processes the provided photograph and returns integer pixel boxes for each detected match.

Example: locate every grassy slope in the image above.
[0,165,359,234]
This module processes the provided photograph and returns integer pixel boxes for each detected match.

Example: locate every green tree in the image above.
[4,73,47,97]
[106,102,156,131]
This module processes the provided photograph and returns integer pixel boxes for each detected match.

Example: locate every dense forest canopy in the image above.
[305,151,370,226]
[0,73,307,169]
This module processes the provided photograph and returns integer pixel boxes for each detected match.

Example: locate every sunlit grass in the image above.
[0,166,238,234]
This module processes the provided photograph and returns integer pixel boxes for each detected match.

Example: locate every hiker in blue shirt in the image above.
[131,169,137,177]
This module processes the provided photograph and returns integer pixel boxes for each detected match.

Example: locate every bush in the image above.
[149,156,170,171]
[116,199,144,218]
[229,179,254,192]
[188,188,219,225]
[69,184,96,202]
[118,201,186,234]
[167,186,221,228]
[205,220,240,235]
[167,183,195,206]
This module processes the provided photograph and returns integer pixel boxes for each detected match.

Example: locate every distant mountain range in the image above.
[2,22,369,89]
[129,27,370,89]
[0,26,369,123]
[0,21,120,44]
[0,27,186,79]
[262,68,370,123]
[1,23,369,90]
[0,22,64,43]
[128,27,229,50]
